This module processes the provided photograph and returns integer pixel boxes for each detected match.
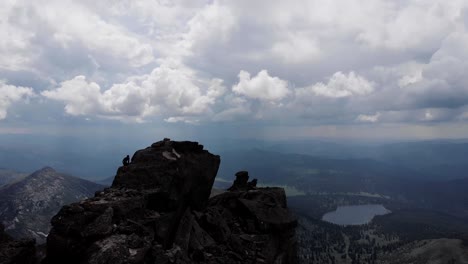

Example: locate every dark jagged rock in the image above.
[112,139,220,211]
[0,223,9,243]
[0,223,36,264]
[228,171,258,191]
[45,139,297,264]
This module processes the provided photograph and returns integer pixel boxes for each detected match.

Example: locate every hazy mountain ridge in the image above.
[2,135,468,182]
[219,148,419,194]
[0,167,104,243]
[219,148,468,219]
[264,140,468,181]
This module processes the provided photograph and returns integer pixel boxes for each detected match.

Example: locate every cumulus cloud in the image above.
[0,80,35,120]
[270,33,321,64]
[0,1,37,71]
[43,1,154,68]
[182,2,237,54]
[44,1,154,67]
[0,0,155,83]
[356,112,380,123]
[3,0,468,133]
[354,0,460,50]
[164,116,200,124]
[41,76,103,116]
[232,70,289,101]
[367,25,468,115]
[298,71,374,98]
[42,61,225,122]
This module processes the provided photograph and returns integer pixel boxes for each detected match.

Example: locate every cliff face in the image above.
[44,139,297,264]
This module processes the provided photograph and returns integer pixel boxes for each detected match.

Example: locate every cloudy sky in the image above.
[2,0,468,141]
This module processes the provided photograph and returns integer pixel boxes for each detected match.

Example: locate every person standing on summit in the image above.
[122,155,130,166]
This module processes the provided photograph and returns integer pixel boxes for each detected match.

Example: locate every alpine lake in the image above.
[322,204,391,225]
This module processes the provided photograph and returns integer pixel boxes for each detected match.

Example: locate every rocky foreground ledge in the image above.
[9,139,297,264]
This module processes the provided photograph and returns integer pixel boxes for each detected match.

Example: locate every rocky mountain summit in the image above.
[0,167,104,244]
[42,139,297,264]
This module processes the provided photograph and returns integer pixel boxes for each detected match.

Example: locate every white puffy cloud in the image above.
[40,0,154,68]
[356,112,380,123]
[3,0,468,133]
[353,0,461,50]
[232,70,289,101]
[0,0,155,79]
[41,76,103,116]
[164,116,199,124]
[270,33,321,64]
[179,0,468,77]
[182,2,237,54]
[42,61,226,122]
[0,80,35,119]
[0,1,37,71]
[366,24,468,115]
[298,71,374,98]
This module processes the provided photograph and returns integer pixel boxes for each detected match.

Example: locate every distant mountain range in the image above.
[218,148,419,193]
[1,134,468,182]
[261,140,468,181]
[218,148,468,219]
[0,167,104,243]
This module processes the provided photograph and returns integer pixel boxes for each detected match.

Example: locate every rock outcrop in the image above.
[44,139,297,264]
[227,171,258,191]
[112,139,220,211]
[0,223,36,264]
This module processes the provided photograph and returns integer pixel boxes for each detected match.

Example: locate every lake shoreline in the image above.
[322,204,391,226]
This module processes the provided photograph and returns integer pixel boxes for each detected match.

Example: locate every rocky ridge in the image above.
[0,167,104,244]
[43,139,298,264]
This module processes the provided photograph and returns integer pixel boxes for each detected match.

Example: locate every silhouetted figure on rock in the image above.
[122,155,130,166]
